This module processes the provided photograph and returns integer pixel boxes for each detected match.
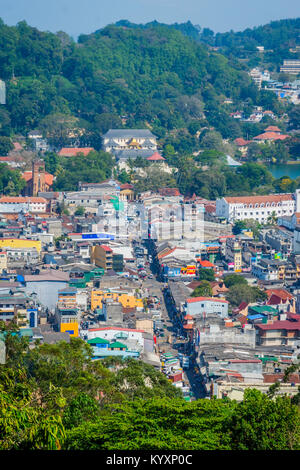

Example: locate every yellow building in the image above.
[0,238,42,254]
[16,309,29,328]
[90,245,113,270]
[91,290,143,311]
[0,251,7,272]
[136,318,153,335]
[60,322,79,337]
[233,242,242,272]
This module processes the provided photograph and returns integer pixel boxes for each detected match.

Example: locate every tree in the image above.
[0,163,26,195]
[226,284,267,307]
[74,206,85,216]
[191,280,213,297]
[272,176,297,194]
[198,268,215,282]
[0,136,13,155]
[223,273,248,288]
[289,105,300,130]
[134,167,177,194]
[226,389,300,450]
[200,130,225,152]
[63,397,235,450]
[53,151,113,191]
[232,220,247,235]
[0,369,66,450]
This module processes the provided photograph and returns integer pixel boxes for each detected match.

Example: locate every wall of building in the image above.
[0,239,41,253]
[91,290,143,310]
[199,326,256,348]
[186,300,228,317]
[60,322,79,337]
[24,280,68,311]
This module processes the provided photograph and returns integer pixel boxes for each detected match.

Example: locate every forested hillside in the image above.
[204,18,300,72]
[0,18,299,197]
[0,18,279,143]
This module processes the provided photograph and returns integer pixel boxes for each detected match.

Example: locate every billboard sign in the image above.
[82,233,115,240]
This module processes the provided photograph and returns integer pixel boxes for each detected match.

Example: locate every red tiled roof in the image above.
[147,152,165,161]
[0,196,46,203]
[58,147,94,157]
[13,142,23,151]
[0,156,15,162]
[183,324,194,329]
[253,132,289,141]
[187,296,228,304]
[186,281,202,290]
[184,314,194,320]
[120,183,134,190]
[224,193,293,205]
[287,313,300,321]
[100,245,113,252]
[158,188,181,197]
[267,294,286,305]
[264,126,281,133]
[234,138,251,146]
[264,373,300,383]
[230,359,261,363]
[22,171,54,186]
[256,319,300,331]
[205,204,216,213]
[199,259,214,268]
[265,289,294,301]
[157,248,176,259]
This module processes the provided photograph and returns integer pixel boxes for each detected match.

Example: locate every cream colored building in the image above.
[0,251,7,272]
[213,381,300,401]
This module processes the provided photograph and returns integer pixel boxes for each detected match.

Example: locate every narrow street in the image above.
[141,247,207,399]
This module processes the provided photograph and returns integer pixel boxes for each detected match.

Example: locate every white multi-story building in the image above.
[216,191,300,224]
[280,60,300,75]
[0,197,47,214]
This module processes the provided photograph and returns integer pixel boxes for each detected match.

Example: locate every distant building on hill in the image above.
[280,60,300,75]
[58,147,94,157]
[102,129,157,161]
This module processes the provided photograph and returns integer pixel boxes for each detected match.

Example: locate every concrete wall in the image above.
[24,280,68,311]
[187,300,228,317]
[199,327,256,348]
[208,360,262,376]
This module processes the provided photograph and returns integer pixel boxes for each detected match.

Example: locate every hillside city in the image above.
[1,16,300,451]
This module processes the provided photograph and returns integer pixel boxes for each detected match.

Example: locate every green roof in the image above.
[19,328,33,337]
[109,341,127,349]
[248,305,277,315]
[255,355,278,363]
[87,337,110,345]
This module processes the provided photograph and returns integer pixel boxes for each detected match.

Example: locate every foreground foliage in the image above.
[1,326,300,450]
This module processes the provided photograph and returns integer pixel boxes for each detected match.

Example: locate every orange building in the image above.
[22,159,54,196]
[91,290,143,311]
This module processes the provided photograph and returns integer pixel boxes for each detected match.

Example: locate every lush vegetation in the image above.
[0,162,25,195]
[1,322,300,450]
[0,18,299,196]
[49,150,114,191]
[0,18,288,145]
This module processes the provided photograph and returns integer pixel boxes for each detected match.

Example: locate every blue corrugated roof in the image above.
[248,314,264,320]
